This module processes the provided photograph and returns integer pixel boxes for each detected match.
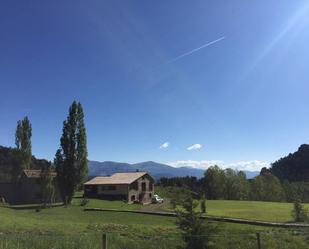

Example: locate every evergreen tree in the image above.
[14,116,32,175]
[177,197,216,249]
[55,101,88,204]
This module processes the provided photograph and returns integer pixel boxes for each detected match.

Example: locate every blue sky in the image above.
[1,0,309,171]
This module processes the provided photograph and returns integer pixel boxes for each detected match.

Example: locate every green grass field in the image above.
[201,200,298,222]
[1,192,309,248]
[154,186,309,222]
[84,198,301,223]
[74,188,309,224]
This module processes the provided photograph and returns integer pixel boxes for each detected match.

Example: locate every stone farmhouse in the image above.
[84,172,154,204]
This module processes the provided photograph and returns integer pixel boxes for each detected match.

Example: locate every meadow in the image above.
[1,193,309,249]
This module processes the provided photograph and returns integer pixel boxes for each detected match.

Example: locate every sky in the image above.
[1,0,309,171]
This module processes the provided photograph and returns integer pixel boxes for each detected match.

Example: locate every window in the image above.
[149,183,153,191]
[130,182,138,190]
[101,185,116,191]
[108,185,116,191]
[142,182,146,191]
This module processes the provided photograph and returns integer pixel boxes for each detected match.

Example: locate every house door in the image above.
[91,185,98,194]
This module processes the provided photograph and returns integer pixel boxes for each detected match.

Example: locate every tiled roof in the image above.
[23,169,57,178]
[84,172,148,185]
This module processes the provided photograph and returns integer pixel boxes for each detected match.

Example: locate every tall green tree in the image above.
[223,169,249,200]
[14,116,32,177]
[250,170,285,202]
[55,101,88,204]
[40,164,55,207]
[204,165,225,199]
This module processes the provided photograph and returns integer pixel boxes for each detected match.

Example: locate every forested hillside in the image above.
[270,144,309,182]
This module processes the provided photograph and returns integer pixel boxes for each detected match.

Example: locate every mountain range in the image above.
[88,160,259,180]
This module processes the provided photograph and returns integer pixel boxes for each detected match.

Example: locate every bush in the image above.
[200,198,206,214]
[292,199,308,222]
[0,197,7,206]
[80,198,89,207]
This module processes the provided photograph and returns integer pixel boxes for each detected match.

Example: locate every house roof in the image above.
[23,169,57,178]
[84,172,149,185]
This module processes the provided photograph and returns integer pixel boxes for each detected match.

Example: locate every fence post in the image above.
[102,233,107,249]
[256,232,261,249]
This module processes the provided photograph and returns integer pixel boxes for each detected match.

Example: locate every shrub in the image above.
[200,198,206,214]
[292,199,308,222]
[80,198,89,207]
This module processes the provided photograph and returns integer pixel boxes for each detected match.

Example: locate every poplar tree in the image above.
[40,164,55,207]
[55,101,88,204]
[14,116,32,179]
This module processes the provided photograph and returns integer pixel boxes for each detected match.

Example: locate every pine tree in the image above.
[55,101,88,204]
[177,197,217,249]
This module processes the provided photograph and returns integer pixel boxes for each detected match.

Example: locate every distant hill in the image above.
[88,160,259,180]
[243,171,259,179]
[270,144,309,182]
[88,160,205,179]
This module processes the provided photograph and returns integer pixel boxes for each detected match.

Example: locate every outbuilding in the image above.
[0,169,59,205]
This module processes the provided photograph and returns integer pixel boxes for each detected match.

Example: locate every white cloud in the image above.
[187,144,202,150]
[167,160,224,169]
[228,161,270,172]
[159,142,169,149]
[166,160,270,171]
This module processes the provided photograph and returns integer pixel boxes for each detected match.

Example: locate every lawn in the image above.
[154,186,308,223]
[203,200,297,222]
[72,189,308,223]
[1,193,309,248]
[0,203,308,249]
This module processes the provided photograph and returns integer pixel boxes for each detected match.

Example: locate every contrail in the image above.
[166,36,225,64]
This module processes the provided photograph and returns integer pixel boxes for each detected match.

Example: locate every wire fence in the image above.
[1,231,309,249]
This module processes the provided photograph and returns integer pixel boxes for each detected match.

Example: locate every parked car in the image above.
[152,194,164,204]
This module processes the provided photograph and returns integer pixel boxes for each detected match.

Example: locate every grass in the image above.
[0,204,176,235]
[202,200,298,222]
[1,191,309,248]
[85,198,142,210]
[79,188,309,223]
[155,186,309,223]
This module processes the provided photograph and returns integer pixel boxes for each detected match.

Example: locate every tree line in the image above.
[0,100,88,206]
[160,165,309,203]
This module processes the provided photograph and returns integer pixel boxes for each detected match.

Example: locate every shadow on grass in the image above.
[7,202,64,210]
